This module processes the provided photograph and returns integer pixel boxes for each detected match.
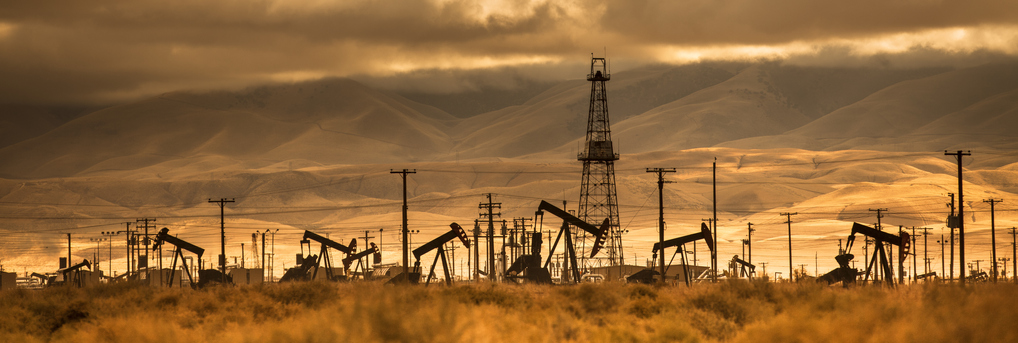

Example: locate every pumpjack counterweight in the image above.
[577,56,623,267]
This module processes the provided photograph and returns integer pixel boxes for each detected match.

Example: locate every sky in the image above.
[2,0,1018,105]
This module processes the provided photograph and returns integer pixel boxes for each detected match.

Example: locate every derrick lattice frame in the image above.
[576,57,623,267]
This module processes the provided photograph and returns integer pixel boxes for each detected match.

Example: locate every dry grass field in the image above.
[2,281,1017,343]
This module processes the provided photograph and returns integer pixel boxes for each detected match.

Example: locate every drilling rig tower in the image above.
[577,56,623,267]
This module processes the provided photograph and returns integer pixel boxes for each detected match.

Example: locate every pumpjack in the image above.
[535,200,609,284]
[343,243,380,280]
[822,223,910,286]
[284,230,358,281]
[57,259,92,287]
[651,223,715,286]
[729,255,756,280]
[411,223,471,286]
[152,227,205,288]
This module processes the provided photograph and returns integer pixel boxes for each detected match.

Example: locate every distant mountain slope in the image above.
[721,61,1018,151]
[788,61,1018,140]
[612,65,813,153]
[0,79,458,179]
[4,61,1018,178]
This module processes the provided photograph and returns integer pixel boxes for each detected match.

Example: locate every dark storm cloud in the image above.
[0,0,1016,105]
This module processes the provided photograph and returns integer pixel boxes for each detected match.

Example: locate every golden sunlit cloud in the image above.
[652,25,1018,64]
[382,54,563,74]
[0,22,15,39]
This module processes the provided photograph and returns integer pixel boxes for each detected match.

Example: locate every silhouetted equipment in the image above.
[152,228,204,288]
[197,269,232,288]
[730,255,756,280]
[577,55,623,267]
[651,223,715,286]
[30,272,50,286]
[967,271,989,282]
[916,272,937,280]
[58,259,91,287]
[411,223,471,286]
[301,230,357,281]
[537,200,610,284]
[819,253,859,285]
[506,232,553,284]
[838,222,911,286]
[279,253,319,282]
[626,268,659,284]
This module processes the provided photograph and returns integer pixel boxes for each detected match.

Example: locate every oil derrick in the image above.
[576,55,623,267]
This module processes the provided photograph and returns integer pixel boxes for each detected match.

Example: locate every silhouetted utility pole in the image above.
[947,193,956,280]
[647,168,675,284]
[361,230,375,277]
[209,199,234,282]
[261,230,268,277]
[136,218,156,271]
[473,219,480,282]
[390,169,416,282]
[746,223,754,268]
[945,150,970,283]
[984,198,1002,282]
[119,222,136,275]
[869,208,887,230]
[919,228,932,278]
[66,233,72,265]
[1011,227,1017,284]
[712,158,718,283]
[781,212,798,281]
[99,232,116,276]
[910,227,917,283]
[938,234,945,279]
[479,194,501,282]
[270,229,279,281]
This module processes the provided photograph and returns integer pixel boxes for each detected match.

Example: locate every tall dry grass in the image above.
[2,281,1016,342]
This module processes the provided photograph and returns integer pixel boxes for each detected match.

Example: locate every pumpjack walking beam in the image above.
[842,223,910,286]
[412,223,471,286]
[153,228,205,288]
[302,230,356,281]
[652,223,715,286]
[537,200,609,284]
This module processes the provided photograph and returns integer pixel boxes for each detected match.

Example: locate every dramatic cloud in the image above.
[1,0,1017,104]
